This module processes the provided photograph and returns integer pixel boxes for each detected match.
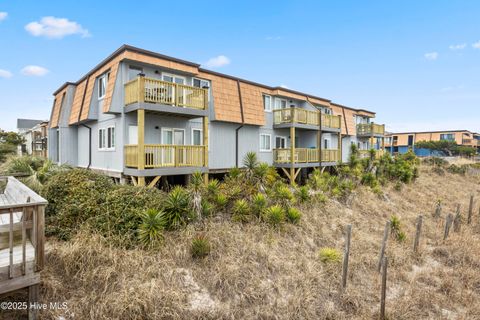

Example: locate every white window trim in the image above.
[98,126,115,151]
[263,94,272,112]
[161,128,186,145]
[191,128,203,145]
[98,73,108,100]
[275,135,287,149]
[259,133,272,152]
[274,98,288,110]
[162,73,187,84]
[192,77,211,101]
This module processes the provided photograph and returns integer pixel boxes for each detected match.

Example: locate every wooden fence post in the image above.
[444,213,453,240]
[413,215,423,253]
[378,221,390,273]
[380,256,388,320]
[434,202,442,219]
[468,195,474,225]
[342,224,352,291]
[453,204,461,233]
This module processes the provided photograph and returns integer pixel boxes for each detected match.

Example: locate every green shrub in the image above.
[162,186,192,230]
[213,193,228,208]
[273,184,295,208]
[319,247,341,263]
[286,207,301,224]
[137,209,167,247]
[263,205,285,226]
[207,179,220,195]
[191,234,211,259]
[296,186,310,203]
[201,200,214,217]
[232,199,250,222]
[390,215,406,242]
[251,193,267,216]
[447,164,468,175]
[361,172,378,188]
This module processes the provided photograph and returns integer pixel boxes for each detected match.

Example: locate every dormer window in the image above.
[98,73,109,100]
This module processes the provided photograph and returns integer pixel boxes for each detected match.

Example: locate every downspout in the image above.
[235,80,245,168]
[80,124,92,169]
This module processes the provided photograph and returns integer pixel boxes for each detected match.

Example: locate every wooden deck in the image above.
[0,176,47,319]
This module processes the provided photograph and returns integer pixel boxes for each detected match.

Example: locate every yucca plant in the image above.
[319,247,341,263]
[254,162,270,190]
[263,205,285,226]
[296,186,310,203]
[232,199,250,222]
[162,186,192,229]
[243,151,259,180]
[251,193,267,217]
[274,184,295,208]
[137,208,167,247]
[207,179,220,196]
[191,234,211,259]
[390,214,406,242]
[286,207,302,224]
[214,193,228,209]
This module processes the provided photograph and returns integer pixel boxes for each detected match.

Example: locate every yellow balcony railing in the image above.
[273,108,341,129]
[358,149,385,159]
[125,144,206,168]
[125,77,208,110]
[357,123,385,136]
[273,148,340,163]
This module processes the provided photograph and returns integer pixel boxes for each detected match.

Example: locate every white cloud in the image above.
[0,69,13,78]
[25,16,90,39]
[21,65,49,76]
[472,41,480,49]
[424,52,438,60]
[0,12,7,21]
[266,36,282,41]
[449,43,466,50]
[204,55,230,68]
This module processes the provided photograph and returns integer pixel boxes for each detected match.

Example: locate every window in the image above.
[263,95,272,112]
[192,129,202,146]
[260,134,271,152]
[324,138,330,149]
[274,98,287,110]
[440,133,454,141]
[193,78,210,101]
[275,136,286,148]
[323,108,332,115]
[98,73,108,99]
[99,126,115,150]
[162,74,185,84]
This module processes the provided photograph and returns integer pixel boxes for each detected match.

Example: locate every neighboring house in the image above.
[17,119,47,156]
[385,130,480,156]
[48,45,385,185]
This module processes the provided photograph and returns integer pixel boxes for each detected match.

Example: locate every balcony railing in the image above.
[357,123,385,136]
[125,144,206,168]
[358,149,385,159]
[273,148,340,163]
[273,108,341,129]
[125,77,208,110]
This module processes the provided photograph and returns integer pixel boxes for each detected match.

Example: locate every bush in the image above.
[232,199,250,222]
[251,193,267,217]
[137,209,167,248]
[162,186,192,230]
[296,186,310,203]
[447,164,468,175]
[263,205,285,226]
[390,215,406,242]
[286,207,301,224]
[191,234,211,259]
[319,247,341,263]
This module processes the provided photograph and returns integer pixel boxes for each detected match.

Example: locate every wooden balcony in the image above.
[358,149,385,159]
[273,148,340,164]
[125,76,208,111]
[273,108,341,130]
[125,144,206,168]
[0,176,47,318]
[357,123,385,136]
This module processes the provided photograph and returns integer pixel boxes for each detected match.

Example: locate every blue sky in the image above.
[0,0,479,132]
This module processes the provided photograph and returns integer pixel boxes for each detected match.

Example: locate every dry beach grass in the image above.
[2,165,480,319]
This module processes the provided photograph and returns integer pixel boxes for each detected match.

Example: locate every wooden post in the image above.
[290,126,296,185]
[378,221,390,273]
[468,195,474,225]
[434,202,442,219]
[444,213,453,240]
[413,215,423,253]
[338,117,342,163]
[28,284,39,320]
[453,204,461,232]
[318,111,322,167]
[203,116,209,184]
[137,109,145,186]
[380,256,388,320]
[35,205,45,271]
[342,224,352,291]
